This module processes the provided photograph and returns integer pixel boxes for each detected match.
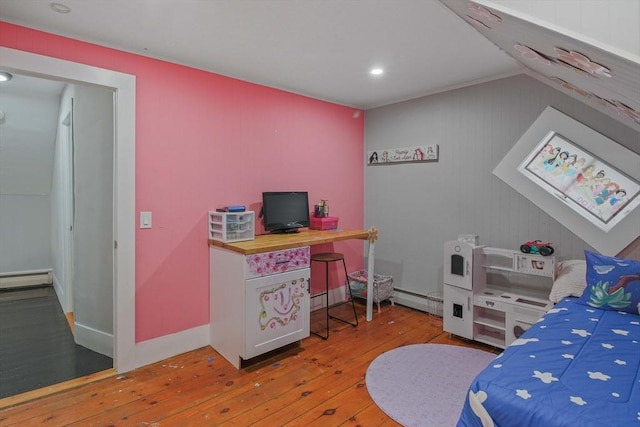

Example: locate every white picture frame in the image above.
[493,106,640,255]
[518,131,640,232]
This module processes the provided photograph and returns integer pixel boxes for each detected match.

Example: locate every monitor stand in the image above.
[271,228,300,234]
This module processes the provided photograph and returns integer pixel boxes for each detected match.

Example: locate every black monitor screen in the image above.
[261,192,310,233]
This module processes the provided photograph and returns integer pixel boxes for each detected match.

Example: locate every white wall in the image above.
[0,76,60,275]
[364,74,640,311]
[0,194,51,272]
[72,84,114,356]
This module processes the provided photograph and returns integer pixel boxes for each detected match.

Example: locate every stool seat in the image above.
[310,251,358,340]
[311,252,344,262]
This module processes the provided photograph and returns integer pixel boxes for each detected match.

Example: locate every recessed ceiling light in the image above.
[51,3,72,14]
[0,72,12,82]
[370,68,384,76]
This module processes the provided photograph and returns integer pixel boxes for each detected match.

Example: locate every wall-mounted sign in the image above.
[368,144,438,165]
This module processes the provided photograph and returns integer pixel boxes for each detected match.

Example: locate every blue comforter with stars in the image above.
[457,297,640,427]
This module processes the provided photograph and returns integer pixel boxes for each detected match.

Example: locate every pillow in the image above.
[549,259,587,303]
[577,251,640,314]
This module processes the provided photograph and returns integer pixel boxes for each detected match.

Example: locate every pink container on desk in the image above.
[310,216,339,230]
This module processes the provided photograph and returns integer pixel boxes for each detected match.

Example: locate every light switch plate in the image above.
[140,211,152,229]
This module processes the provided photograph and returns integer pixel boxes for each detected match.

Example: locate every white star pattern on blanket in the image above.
[587,371,611,381]
[570,396,587,406]
[533,371,558,384]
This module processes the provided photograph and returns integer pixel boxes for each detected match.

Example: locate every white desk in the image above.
[209,228,377,320]
[208,228,377,367]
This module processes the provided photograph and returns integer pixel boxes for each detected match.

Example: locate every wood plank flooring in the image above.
[0,302,495,426]
[0,286,113,399]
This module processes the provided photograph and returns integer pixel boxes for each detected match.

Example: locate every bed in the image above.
[457,251,640,427]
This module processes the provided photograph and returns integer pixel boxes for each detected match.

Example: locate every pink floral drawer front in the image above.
[245,246,310,279]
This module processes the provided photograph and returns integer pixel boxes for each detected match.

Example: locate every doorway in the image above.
[0,73,115,398]
[0,46,137,374]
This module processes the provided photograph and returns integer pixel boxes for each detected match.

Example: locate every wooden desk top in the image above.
[208,228,370,255]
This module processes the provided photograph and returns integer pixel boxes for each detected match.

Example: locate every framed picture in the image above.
[518,131,640,232]
[493,107,640,255]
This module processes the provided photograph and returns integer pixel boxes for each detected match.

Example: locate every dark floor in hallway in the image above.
[0,286,113,398]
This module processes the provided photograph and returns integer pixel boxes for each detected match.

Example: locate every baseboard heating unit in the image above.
[0,269,53,289]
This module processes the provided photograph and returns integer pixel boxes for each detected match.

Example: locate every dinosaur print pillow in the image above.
[577,251,640,315]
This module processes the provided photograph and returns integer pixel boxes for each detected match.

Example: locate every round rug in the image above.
[365,344,495,427]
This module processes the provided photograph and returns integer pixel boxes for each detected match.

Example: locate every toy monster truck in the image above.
[520,240,554,256]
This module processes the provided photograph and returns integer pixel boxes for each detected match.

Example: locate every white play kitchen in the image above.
[443,239,556,348]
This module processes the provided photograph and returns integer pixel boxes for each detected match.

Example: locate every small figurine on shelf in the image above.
[314,200,329,217]
[520,240,554,256]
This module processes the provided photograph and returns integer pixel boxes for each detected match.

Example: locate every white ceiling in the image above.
[0,0,524,109]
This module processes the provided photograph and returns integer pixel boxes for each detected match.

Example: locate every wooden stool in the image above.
[310,252,359,340]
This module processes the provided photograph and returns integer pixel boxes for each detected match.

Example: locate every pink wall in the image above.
[0,22,365,342]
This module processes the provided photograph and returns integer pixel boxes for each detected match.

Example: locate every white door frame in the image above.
[0,47,137,373]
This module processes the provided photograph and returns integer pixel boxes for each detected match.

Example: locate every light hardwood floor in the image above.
[0,302,494,426]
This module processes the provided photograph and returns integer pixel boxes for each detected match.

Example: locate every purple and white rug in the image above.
[365,344,496,427]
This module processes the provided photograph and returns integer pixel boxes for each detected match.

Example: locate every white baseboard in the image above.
[74,321,114,358]
[393,292,428,312]
[52,273,66,311]
[0,270,52,289]
[133,324,210,370]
